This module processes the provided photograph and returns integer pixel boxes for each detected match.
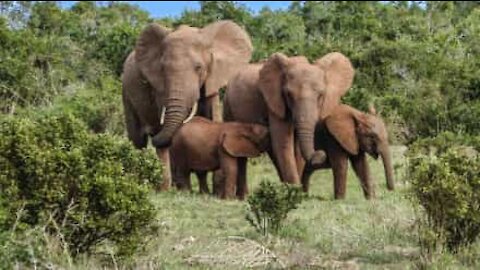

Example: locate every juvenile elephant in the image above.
[223,52,355,185]
[169,116,269,200]
[121,20,252,190]
[301,104,395,199]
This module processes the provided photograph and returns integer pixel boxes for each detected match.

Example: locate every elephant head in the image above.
[222,124,269,158]
[258,52,355,167]
[134,20,253,148]
[325,104,395,191]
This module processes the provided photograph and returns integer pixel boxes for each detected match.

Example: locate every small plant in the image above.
[408,147,480,253]
[245,180,305,236]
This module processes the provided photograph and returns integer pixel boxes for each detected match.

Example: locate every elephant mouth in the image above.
[160,102,198,125]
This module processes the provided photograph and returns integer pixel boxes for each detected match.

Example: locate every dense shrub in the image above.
[408,136,480,252]
[47,76,126,135]
[407,132,480,158]
[245,180,305,236]
[92,22,141,76]
[0,113,162,258]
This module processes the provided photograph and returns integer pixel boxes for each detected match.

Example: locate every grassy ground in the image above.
[143,146,417,269]
[75,146,479,269]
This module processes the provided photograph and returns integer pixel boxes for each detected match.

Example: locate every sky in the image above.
[59,1,293,18]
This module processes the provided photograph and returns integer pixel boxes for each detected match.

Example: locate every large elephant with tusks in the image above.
[121,21,253,190]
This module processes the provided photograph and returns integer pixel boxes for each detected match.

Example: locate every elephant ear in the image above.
[202,20,253,97]
[325,105,359,155]
[315,52,355,119]
[258,53,290,119]
[222,132,261,158]
[134,23,171,84]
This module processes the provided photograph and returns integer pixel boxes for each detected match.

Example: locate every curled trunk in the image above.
[294,102,326,168]
[152,97,188,148]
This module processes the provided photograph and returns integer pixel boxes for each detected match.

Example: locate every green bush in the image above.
[15,75,126,135]
[407,132,480,158]
[408,146,480,252]
[0,113,162,258]
[245,180,305,236]
[50,76,125,135]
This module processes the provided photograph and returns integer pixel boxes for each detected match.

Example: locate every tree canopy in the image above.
[0,1,479,143]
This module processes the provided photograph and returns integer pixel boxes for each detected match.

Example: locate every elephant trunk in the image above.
[295,101,326,168]
[152,95,189,148]
[296,123,315,161]
[380,143,395,191]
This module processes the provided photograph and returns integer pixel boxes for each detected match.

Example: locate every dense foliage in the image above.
[1,1,479,143]
[0,113,162,258]
[407,133,480,252]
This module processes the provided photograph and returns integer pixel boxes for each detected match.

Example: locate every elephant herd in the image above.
[121,20,395,200]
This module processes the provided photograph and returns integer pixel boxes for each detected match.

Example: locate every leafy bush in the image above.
[92,22,141,76]
[408,146,480,252]
[407,132,480,158]
[48,76,125,135]
[245,180,305,236]
[0,113,162,258]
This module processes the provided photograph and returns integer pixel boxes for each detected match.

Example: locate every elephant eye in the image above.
[194,62,203,73]
[284,91,293,101]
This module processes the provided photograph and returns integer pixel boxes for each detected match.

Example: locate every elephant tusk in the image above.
[160,106,166,125]
[183,102,198,123]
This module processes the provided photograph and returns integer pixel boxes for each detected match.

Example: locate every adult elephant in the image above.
[122,21,253,190]
[223,52,355,184]
[301,104,395,199]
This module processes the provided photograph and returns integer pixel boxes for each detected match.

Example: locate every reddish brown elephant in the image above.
[301,104,395,199]
[223,52,355,185]
[169,117,269,200]
[121,21,252,190]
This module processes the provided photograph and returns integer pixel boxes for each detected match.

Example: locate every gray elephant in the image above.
[301,104,395,199]
[122,20,253,189]
[223,52,355,185]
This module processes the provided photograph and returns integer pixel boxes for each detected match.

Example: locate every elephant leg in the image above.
[195,171,209,194]
[201,93,224,195]
[329,149,349,200]
[200,94,222,122]
[267,148,283,181]
[212,170,224,197]
[268,114,300,184]
[350,153,375,200]
[209,94,223,122]
[236,157,248,200]
[123,95,147,149]
[156,147,172,191]
[220,153,238,200]
[171,162,191,192]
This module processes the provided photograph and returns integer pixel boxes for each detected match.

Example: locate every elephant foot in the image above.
[309,150,327,169]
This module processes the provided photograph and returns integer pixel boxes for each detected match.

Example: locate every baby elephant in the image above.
[170,116,269,200]
[301,104,395,200]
